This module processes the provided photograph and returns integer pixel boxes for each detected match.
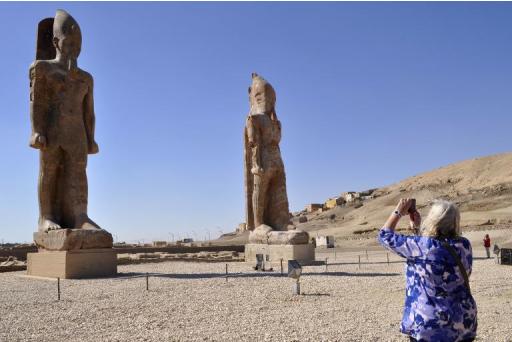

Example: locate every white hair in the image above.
[422,200,461,238]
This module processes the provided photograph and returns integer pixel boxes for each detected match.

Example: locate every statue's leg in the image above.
[267,169,290,231]
[66,149,100,229]
[38,148,62,231]
[253,173,270,228]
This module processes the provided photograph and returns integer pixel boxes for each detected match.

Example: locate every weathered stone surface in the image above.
[29,10,102,233]
[248,224,273,244]
[244,73,291,232]
[249,225,309,245]
[34,228,113,251]
[245,243,315,262]
[268,230,309,245]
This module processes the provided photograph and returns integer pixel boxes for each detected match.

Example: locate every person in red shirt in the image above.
[483,234,491,258]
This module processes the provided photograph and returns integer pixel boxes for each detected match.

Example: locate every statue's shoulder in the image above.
[29,59,52,74]
[76,68,94,84]
[247,113,265,127]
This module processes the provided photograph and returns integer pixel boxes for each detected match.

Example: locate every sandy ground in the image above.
[1,248,511,342]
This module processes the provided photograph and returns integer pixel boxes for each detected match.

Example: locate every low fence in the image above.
[114,245,244,255]
[0,245,245,261]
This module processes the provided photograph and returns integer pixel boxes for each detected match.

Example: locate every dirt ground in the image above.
[1,245,511,342]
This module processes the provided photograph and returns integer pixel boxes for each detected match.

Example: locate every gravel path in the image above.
[1,250,511,341]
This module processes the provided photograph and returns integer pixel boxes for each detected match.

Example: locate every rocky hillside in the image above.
[293,152,512,241]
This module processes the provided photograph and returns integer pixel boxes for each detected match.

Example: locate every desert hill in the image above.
[293,152,512,246]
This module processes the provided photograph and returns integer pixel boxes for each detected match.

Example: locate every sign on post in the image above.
[288,260,302,295]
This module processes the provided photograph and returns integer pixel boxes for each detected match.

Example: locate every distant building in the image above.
[360,188,377,197]
[236,223,247,233]
[342,192,360,203]
[305,203,323,212]
[324,197,345,209]
[153,241,167,247]
[315,236,335,248]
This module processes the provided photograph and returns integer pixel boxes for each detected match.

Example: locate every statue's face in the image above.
[250,81,274,114]
[54,34,81,59]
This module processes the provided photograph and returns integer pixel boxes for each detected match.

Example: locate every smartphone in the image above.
[408,199,416,214]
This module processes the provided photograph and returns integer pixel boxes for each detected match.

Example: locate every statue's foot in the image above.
[76,215,101,230]
[39,218,61,232]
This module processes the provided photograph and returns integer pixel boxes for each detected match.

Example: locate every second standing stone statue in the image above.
[243,73,309,246]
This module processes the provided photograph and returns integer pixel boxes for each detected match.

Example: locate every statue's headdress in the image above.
[249,73,276,104]
[35,10,81,60]
[53,10,81,42]
[249,73,277,119]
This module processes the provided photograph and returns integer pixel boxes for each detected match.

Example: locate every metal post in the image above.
[365,250,368,261]
[387,253,390,266]
[57,277,60,301]
[225,263,228,282]
[325,257,328,272]
[293,279,300,295]
[334,250,336,261]
[146,273,149,291]
[358,255,361,269]
[280,259,283,276]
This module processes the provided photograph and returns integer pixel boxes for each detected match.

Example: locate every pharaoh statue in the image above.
[29,10,112,250]
[244,73,308,245]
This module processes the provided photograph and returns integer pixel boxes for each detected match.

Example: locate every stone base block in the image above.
[27,249,117,279]
[244,243,315,263]
[34,229,113,251]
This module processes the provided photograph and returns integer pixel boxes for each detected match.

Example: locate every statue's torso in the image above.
[247,113,284,172]
[31,60,91,150]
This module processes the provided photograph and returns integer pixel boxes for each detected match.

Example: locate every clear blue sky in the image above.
[1,2,511,243]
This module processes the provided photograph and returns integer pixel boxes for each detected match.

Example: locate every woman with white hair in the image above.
[378,199,477,342]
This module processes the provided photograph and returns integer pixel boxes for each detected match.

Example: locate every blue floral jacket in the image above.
[378,228,477,342]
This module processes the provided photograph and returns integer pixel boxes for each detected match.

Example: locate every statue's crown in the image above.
[250,72,276,99]
[251,72,268,86]
[53,9,81,41]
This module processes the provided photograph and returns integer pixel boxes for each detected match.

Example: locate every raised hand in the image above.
[395,198,414,216]
[29,133,46,150]
[88,141,99,154]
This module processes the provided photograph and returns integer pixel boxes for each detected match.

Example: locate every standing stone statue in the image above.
[244,74,308,245]
[29,10,112,250]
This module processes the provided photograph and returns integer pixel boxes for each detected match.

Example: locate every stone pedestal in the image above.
[27,249,117,279]
[34,229,113,251]
[245,243,315,263]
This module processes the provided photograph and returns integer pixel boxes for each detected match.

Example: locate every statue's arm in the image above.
[275,119,282,144]
[29,61,48,149]
[83,73,99,154]
[247,115,263,175]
